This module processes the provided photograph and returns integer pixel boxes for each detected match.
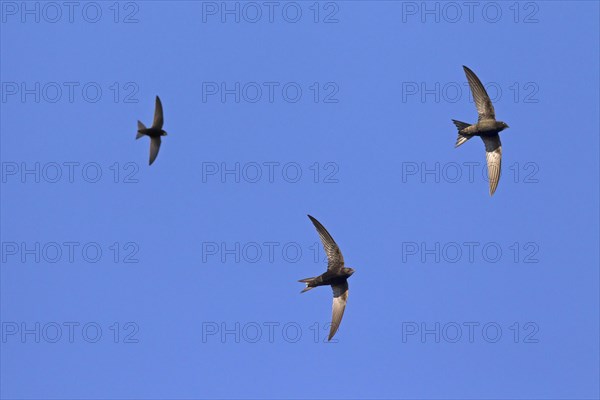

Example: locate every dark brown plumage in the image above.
[299,215,355,341]
[452,66,509,196]
[136,96,167,166]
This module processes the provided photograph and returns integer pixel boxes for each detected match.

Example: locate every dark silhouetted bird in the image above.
[452,66,509,196]
[137,96,167,166]
[299,215,355,341]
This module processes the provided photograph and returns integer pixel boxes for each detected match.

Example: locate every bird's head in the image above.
[343,267,355,276]
[161,130,168,136]
[498,121,509,131]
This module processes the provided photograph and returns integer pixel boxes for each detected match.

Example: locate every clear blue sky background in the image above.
[1,1,599,399]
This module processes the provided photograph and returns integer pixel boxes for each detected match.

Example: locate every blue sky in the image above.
[1,1,599,399]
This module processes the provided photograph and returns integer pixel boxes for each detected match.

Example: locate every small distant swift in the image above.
[452,66,510,196]
[299,215,355,341]
[136,96,167,166]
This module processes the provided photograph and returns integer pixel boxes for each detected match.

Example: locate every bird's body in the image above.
[137,96,167,166]
[299,268,353,291]
[137,124,164,140]
[452,66,509,196]
[299,215,354,341]
[458,119,506,136]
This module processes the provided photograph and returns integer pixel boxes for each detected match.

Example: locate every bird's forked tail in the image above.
[452,119,473,148]
[136,121,147,139]
[298,277,316,293]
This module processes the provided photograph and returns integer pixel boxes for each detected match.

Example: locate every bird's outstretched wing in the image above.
[149,136,161,166]
[152,96,164,129]
[308,215,344,270]
[463,66,495,121]
[329,281,349,341]
[482,134,502,196]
